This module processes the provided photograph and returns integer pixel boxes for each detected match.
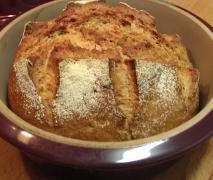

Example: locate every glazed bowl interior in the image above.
[0,0,212,148]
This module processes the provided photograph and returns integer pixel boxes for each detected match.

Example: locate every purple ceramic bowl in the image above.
[0,0,212,170]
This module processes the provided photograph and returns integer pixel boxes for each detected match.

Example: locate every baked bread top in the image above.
[8,1,199,141]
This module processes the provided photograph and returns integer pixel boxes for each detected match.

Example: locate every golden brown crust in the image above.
[8,2,199,141]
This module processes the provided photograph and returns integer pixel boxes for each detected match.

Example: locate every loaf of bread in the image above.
[8,1,199,141]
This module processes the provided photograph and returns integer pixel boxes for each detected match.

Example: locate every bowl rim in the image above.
[0,0,212,159]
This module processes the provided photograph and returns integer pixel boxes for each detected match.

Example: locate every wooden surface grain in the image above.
[0,0,212,179]
[168,0,213,25]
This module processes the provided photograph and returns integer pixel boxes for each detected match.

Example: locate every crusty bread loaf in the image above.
[8,1,199,141]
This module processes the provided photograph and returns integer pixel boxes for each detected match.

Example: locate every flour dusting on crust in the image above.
[53,59,115,120]
[136,60,179,104]
[13,59,44,120]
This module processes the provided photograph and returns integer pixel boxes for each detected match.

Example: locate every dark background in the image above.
[0,0,51,29]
